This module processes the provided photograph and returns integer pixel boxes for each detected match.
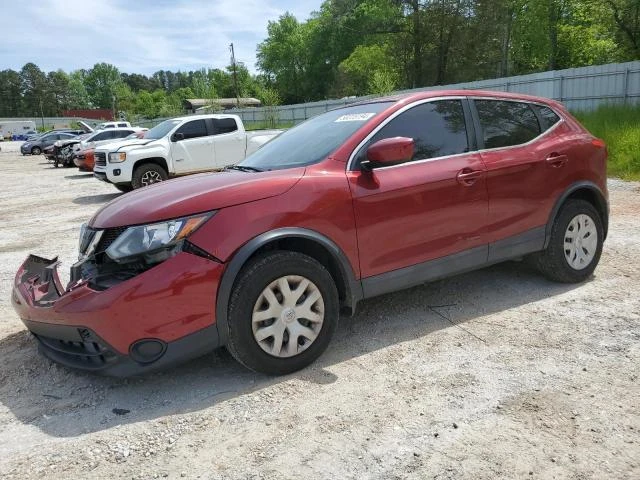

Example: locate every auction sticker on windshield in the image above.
[334,113,376,122]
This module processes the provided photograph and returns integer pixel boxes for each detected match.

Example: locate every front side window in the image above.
[355,99,469,167]
[175,120,207,140]
[114,130,133,138]
[475,100,541,149]
[213,118,238,135]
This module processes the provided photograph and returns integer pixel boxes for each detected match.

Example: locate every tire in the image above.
[53,161,59,168]
[531,199,603,283]
[114,184,133,193]
[131,163,168,189]
[226,251,339,375]
[31,146,42,155]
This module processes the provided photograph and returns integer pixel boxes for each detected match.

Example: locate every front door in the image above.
[170,119,215,174]
[347,99,489,285]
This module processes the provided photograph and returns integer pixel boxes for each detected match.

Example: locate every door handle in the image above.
[456,169,483,186]
[546,153,568,168]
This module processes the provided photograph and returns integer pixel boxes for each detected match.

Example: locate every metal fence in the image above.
[229,60,640,127]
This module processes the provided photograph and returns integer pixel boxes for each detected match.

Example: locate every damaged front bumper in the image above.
[12,253,224,376]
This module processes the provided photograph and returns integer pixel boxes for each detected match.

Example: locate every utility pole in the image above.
[39,97,45,130]
[229,43,240,107]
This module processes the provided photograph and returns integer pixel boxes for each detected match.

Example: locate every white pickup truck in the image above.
[93,114,281,191]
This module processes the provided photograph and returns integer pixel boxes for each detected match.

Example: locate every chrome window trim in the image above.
[347,95,564,171]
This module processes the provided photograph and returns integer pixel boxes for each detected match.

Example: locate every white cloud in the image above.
[0,0,319,74]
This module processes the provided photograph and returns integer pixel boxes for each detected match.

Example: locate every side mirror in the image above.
[362,137,414,171]
[171,132,185,142]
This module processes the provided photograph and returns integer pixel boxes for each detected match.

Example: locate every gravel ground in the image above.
[0,143,639,479]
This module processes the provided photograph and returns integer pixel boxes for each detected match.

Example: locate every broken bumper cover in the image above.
[12,254,224,376]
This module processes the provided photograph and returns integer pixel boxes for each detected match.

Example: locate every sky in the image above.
[0,0,319,75]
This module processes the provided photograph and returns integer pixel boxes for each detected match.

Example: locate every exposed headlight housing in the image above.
[106,213,213,262]
[109,152,126,163]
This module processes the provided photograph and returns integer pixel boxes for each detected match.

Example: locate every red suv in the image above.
[12,90,608,376]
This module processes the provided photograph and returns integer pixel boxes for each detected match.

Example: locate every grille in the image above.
[34,332,117,370]
[95,226,127,253]
[95,151,107,167]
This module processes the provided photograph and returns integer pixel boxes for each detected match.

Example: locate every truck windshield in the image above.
[238,102,392,171]
[144,119,181,140]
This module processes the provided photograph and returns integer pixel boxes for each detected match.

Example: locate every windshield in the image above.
[239,102,392,171]
[144,119,181,140]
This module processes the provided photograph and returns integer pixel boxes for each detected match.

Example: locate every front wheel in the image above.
[226,251,339,375]
[131,163,168,189]
[31,146,42,155]
[531,199,603,283]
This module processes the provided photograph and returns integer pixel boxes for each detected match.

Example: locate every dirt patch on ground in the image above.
[0,148,638,479]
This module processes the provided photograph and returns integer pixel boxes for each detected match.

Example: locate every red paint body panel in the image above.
[12,253,223,354]
[89,168,305,228]
[75,148,95,171]
[348,153,488,277]
[189,161,362,277]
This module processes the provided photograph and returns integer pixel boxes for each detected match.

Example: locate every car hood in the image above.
[89,168,305,229]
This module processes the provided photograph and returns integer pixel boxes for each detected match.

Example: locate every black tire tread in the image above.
[226,250,338,375]
[131,163,168,189]
[531,199,603,283]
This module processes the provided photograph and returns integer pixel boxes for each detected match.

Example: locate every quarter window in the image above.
[175,120,207,140]
[532,105,561,131]
[475,100,541,149]
[359,100,469,166]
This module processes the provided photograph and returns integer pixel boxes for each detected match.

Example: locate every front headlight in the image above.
[106,213,213,262]
[109,152,126,163]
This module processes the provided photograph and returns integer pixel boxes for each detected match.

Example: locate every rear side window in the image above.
[213,118,238,134]
[532,105,561,131]
[475,100,540,149]
[362,99,469,164]
[118,123,128,127]
[113,130,133,139]
[176,120,207,139]
[94,131,111,141]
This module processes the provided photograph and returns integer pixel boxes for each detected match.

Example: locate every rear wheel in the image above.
[226,251,339,375]
[132,163,168,189]
[31,146,42,155]
[531,199,603,283]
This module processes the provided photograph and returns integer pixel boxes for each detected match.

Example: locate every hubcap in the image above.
[252,275,324,358]
[141,171,163,186]
[564,214,598,270]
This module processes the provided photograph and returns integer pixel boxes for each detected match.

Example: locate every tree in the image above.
[606,0,640,57]
[0,69,22,116]
[67,71,91,109]
[84,63,122,109]
[20,63,49,116]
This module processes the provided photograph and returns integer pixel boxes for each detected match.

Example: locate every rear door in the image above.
[471,98,568,256]
[212,117,246,167]
[347,98,489,281]
[170,119,215,174]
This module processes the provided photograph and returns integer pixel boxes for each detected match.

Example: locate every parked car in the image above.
[72,127,140,153]
[74,148,96,172]
[12,90,608,377]
[20,132,78,155]
[93,114,282,191]
[96,121,132,129]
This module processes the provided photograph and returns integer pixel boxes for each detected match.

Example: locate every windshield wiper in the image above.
[225,165,263,173]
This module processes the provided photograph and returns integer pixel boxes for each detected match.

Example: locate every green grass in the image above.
[574,105,640,181]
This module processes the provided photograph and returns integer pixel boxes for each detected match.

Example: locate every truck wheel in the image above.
[114,184,133,193]
[132,163,168,189]
[531,199,603,283]
[31,146,42,155]
[226,251,339,375]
